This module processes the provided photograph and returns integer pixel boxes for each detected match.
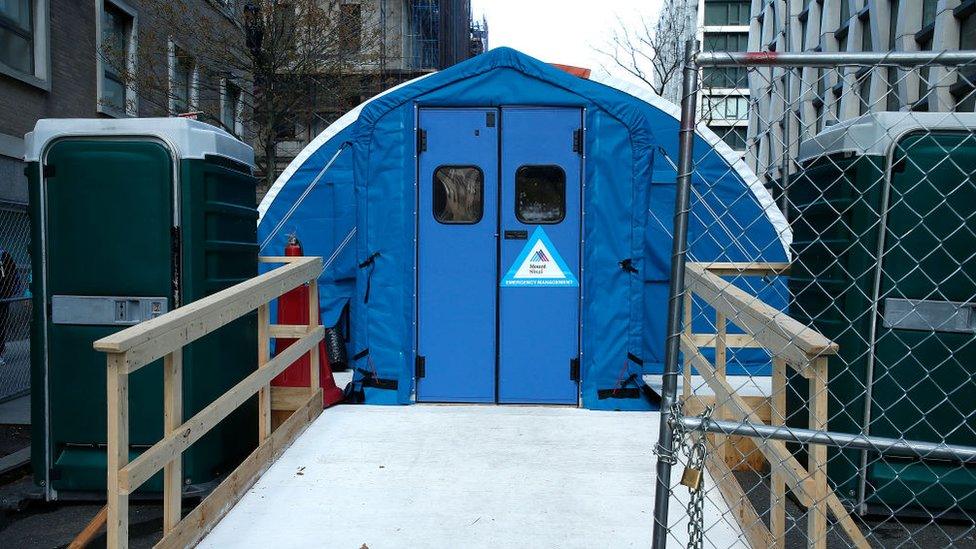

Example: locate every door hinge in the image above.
[570,358,580,382]
[42,164,56,178]
[415,355,426,379]
[573,128,583,155]
[416,128,427,154]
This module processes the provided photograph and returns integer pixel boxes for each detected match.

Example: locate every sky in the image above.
[470,0,664,83]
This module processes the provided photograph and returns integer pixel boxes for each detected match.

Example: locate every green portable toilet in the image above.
[788,112,976,515]
[25,118,259,500]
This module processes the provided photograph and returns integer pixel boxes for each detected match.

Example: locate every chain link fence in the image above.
[652,46,976,548]
[0,201,31,403]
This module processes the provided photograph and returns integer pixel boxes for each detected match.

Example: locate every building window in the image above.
[0,0,47,86]
[703,0,750,26]
[98,1,136,116]
[922,0,938,28]
[960,10,976,49]
[339,3,362,54]
[169,44,197,115]
[839,0,851,25]
[221,79,242,136]
[703,32,749,88]
[704,95,749,121]
[708,125,748,150]
[433,166,483,224]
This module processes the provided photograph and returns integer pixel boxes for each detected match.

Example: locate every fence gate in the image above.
[651,45,976,549]
[0,201,30,403]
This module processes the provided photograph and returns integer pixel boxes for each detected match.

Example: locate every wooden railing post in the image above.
[808,355,829,549]
[106,352,129,549]
[307,278,320,394]
[257,304,271,441]
[683,291,693,401]
[714,310,728,462]
[770,357,787,549]
[163,351,183,533]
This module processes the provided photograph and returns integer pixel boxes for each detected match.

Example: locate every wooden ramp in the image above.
[198,405,745,548]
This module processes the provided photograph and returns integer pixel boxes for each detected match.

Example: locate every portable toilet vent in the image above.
[25,118,259,499]
[789,112,976,514]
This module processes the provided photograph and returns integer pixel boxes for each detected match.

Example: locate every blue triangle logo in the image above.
[500,227,579,287]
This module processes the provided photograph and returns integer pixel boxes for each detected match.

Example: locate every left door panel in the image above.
[417,109,499,402]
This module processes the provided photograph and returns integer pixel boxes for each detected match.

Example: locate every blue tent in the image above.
[258,48,790,410]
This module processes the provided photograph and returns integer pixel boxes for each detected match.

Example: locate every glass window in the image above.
[222,80,241,133]
[704,0,750,26]
[172,47,194,114]
[703,31,749,52]
[433,166,483,224]
[708,125,748,150]
[922,0,938,28]
[0,0,33,74]
[339,3,362,54]
[839,0,850,26]
[101,3,132,114]
[861,15,872,51]
[516,165,566,224]
[961,13,976,50]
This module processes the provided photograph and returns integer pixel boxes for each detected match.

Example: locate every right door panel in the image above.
[497,108,582,404]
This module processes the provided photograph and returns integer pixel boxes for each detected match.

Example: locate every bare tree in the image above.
[595,3,693,101]
[99,0,386,189]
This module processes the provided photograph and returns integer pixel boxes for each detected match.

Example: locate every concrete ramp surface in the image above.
[199,405,744,548]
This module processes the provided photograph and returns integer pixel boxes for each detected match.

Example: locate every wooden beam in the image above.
[308,280,320,393]
[808,356,828,549]
[268,324,313,339]
[68,505,107,549]
[703,438,775,549]
[770,358,787,549]
[106,353,129,549]
[258,305,271,442]
[258,255,308,263]
[271,386,315,411]
[685,263,837,374]
[162,351,183,533]
[695,261,792,277]
[93,257,322,372]
[690,333,763,348]
[119,327,324,495]
[155,389,323,549]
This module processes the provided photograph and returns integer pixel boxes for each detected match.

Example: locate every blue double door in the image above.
[417,107,582,404]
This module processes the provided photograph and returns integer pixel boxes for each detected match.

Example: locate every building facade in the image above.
[0,0,245,400]
[748,0,976,185]
[656,0,752,152]
[273,0,488,176]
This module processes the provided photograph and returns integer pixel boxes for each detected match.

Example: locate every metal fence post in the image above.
[651,39,700,549]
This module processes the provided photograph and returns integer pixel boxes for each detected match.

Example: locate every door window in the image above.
[516,165,566,224]
[433,166,484,224]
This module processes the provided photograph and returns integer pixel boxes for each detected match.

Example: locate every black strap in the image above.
[619,258,638,274]
[359,252,380,304]
[598,371,661,406]
[627,352,644,366]
[354,366,399,391]
[352,348,370,361]
[598,387,642,399]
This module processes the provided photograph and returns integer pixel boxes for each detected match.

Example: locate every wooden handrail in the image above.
[94,257,321,372]
[685,262,837,373]
[681,261,868,549]
[95,256,326,548]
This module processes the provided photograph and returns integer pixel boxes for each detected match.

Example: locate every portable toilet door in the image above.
[26,118,258,499]
[792,112,976,514]
[416,107,583,404]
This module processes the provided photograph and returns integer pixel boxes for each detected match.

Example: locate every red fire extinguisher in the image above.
[272,234,344,407]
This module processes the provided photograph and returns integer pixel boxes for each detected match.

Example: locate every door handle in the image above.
[504,230,528,240]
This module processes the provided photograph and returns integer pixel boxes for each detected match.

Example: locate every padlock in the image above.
[680,466,702,491]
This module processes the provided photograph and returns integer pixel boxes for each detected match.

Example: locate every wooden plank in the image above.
[155,390,323,549]
[258,305,271,442]
[685,395,770,472]
[704,438,775,549]
[683,292,693,401]
[714,311,728,463]
[120,327,324,495]
[685,263,837,373]
[106,353,129,549]
[258,256,307,263]
[770,357,787,549]
[808,356,828,549]
[308,280,320,392]
[690,333,763,348]
[68,505,108,549]
[268,324,313,338]
[271,386,315,411]
[162,351,183,533]
[93,257,321,368]
[695,261,792,276]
